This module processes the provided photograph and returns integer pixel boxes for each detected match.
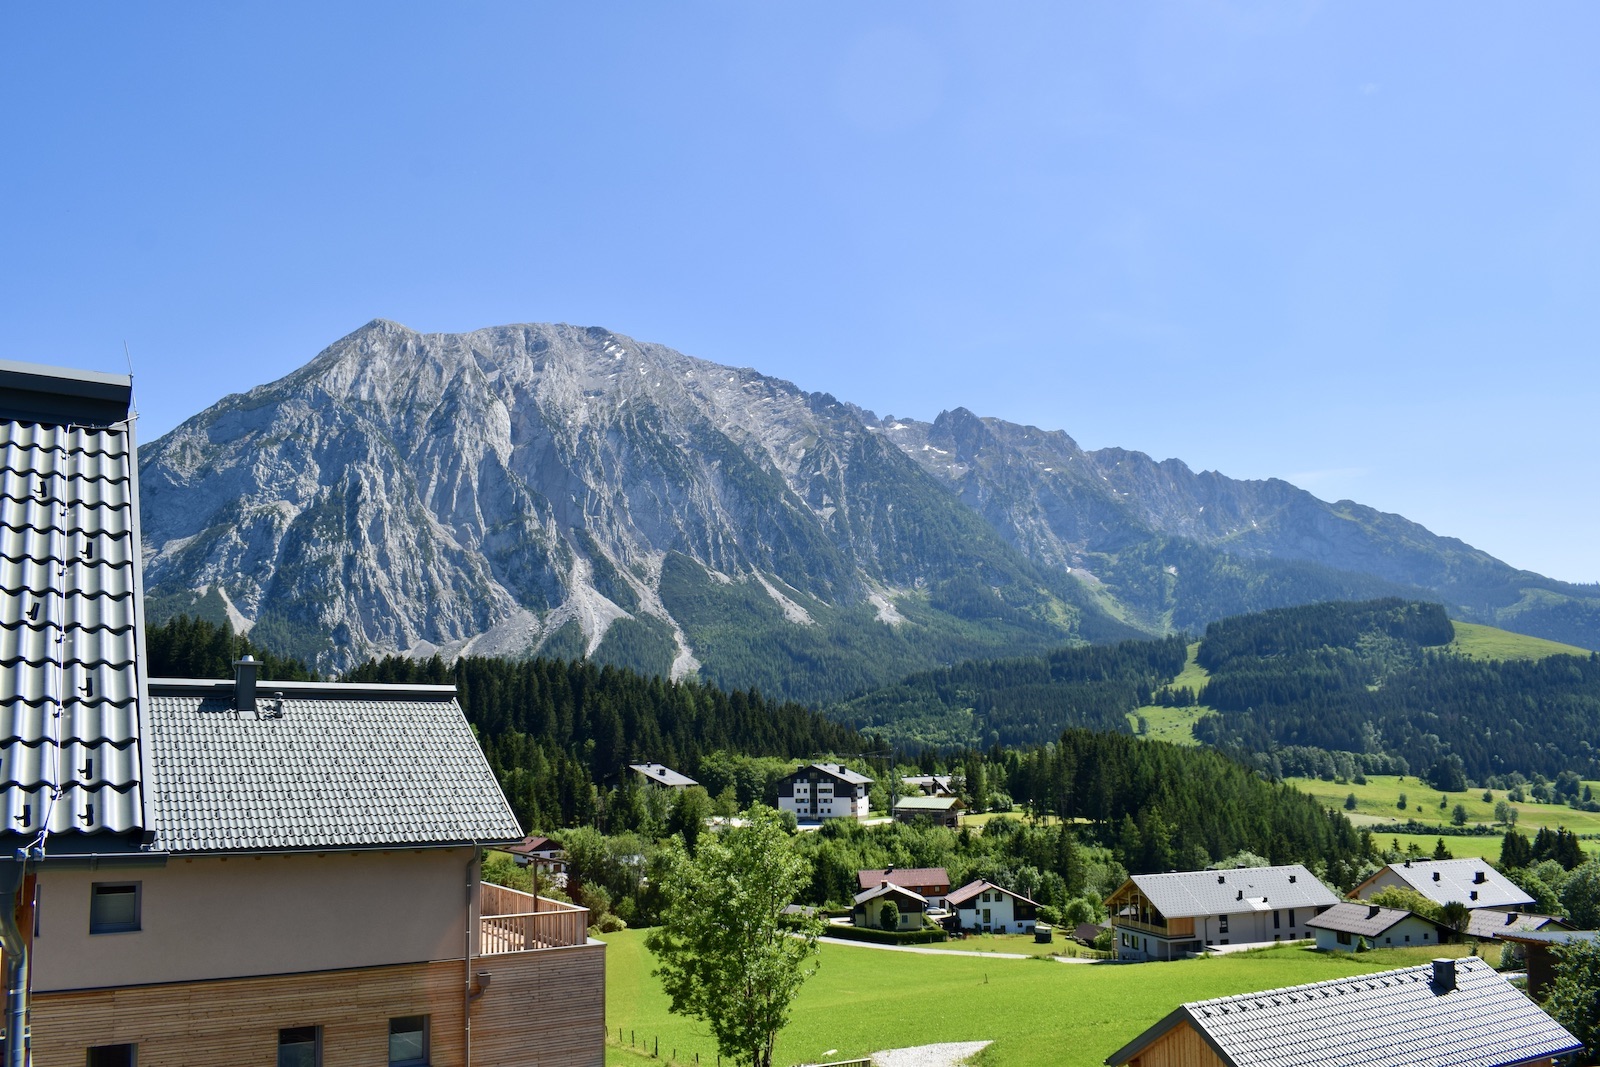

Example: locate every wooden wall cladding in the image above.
[28,941,604,1067]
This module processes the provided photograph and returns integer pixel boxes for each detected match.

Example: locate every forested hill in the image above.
[1192,601,1600,781]
[827,634,1189,749]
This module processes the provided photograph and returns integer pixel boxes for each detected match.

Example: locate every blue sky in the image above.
[3,3,1597,582]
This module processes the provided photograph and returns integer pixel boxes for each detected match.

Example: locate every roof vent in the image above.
[1237,890,1243,901]
[1432,958,1457,992]
[1289,874,1297,883]
[1504,913,1516,926]
[1474,871,1486,884]
[1470,890,1478,901]
[234,655,259,713]
[1218,875,1226,884]
[1432,871,1441,882]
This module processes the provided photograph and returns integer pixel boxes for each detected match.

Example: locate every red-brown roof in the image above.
[506,834,560,856]
[857,867,950,892]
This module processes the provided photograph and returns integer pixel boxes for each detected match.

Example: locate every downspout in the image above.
[1,859,33,1067]
[464,845,479,1067]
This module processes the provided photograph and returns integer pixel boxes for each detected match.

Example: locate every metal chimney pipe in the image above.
[234,655,258,713]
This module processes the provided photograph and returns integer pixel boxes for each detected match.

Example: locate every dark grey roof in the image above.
[1465,910,1569,941]
[1,363,148,850]
[1305,902,1443,938]
[802,762,873,786]
[1105,956,1581,1067]
[148,679,522,852]
[1360,859,1534,910]
[629,762,698,788]
[1121,865,1339,919]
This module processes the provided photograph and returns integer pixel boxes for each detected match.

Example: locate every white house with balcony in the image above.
[776,763,873,822]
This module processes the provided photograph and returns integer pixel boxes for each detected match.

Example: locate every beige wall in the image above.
[33,847,476,991]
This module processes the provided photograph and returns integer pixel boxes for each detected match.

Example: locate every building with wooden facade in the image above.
[1104,956,1581,1067]
[1106,865,1338,961]
[0,359,605,1067]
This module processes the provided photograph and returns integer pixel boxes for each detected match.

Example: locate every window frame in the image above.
[389,1014,430,1066]
[85,1043,138,1067]
[88,882,141,935]
[278,1025,322,1067]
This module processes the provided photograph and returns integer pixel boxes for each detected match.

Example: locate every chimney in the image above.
[1368,905,1380,919]
[1432,958,1457,992]
[1474,871,1486,884]
[1289,874,1297,883]
[1470,890,1478,901]
[1237,890,1243,901]
[1218,875,1226,884]
[1504,913,1516,927]
[234,655,259,713]
[1432,871,1441,882]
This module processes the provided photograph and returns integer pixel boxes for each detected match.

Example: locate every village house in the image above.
[1352,858,1534,913]
[1103,956,1580,1067]
[1304,901,1448,953]
[1105,865,1338,961]
[628,762,697,789]
[851,881,928,932]
[1464,909,1569,944]
[856,867,951,909]
[0,359,605,1067]
[946,879,1040,935]
[775,762,873,822]
[901,774,954,796]
[891,794,964,828]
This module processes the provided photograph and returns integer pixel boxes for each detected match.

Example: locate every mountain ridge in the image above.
[137,318,1600,698]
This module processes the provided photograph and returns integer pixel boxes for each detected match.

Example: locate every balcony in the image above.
[480,882,590,955]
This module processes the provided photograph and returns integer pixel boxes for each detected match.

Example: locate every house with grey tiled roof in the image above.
[1304,901,1448,953]
[776,762,873,822]
[1105,865,1339,961]
[1353,857,1534,913]
[1104,956,1580,1067]
[0,359,605,1067]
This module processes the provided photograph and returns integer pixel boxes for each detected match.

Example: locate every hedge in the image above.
[824,925,948,946]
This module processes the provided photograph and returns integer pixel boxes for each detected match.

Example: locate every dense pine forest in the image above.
[1190,600,1600,780]
[828,634,1189,748]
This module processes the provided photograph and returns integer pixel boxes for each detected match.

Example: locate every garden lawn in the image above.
[601,932,1472,1067]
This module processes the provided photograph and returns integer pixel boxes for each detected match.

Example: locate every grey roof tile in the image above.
[1109,957,1580,1067]
[1304,901,1442,937]
[1361,859,1534,910]
[1124,865,1339,918]
[147,685,522,852]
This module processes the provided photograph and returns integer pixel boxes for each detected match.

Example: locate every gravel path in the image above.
[871,1040,992,1067]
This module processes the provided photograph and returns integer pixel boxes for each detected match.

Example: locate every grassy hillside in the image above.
[1446,620,1592,661]
[1287,773,1600,846]
[601,931,1475,1067]
[1129,641,1214,745]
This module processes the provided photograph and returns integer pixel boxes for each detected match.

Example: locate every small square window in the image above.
[390,1015,429,1066]
[89,883,140,934]
[86,1045,137,1067]
[279,1026,321,1067]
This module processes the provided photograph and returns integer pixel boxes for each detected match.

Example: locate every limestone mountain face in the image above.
[138,320,1600,696]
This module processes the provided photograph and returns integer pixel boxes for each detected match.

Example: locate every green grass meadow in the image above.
[1446,621,1592,661]
[1128,642,1213,745]
[601,932,1475,1067]
[1286,773,1600,842]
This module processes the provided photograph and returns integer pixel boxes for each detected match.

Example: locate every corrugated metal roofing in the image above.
[1361,858,1535,910]
[1106,956,1581,1067]
[1123,865,1339,918]
[148,684,522,851]
[1,403,146,846]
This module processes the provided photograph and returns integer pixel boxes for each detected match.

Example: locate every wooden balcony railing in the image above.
[480,882,590,955]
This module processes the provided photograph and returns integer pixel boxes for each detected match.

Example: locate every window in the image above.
[1336,931,1352,945]
[1273,910,1281,929]
[279,1026,321,1067]
[86,1045,137,1067]
[89,883,140,934]
[1287,909,1296,927]
[390,1015,429,1066]
[1218,915,1229,934]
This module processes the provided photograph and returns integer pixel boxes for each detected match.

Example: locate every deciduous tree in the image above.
[646,805,821,1067]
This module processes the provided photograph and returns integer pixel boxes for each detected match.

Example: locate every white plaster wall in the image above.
[33,847,474,991]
